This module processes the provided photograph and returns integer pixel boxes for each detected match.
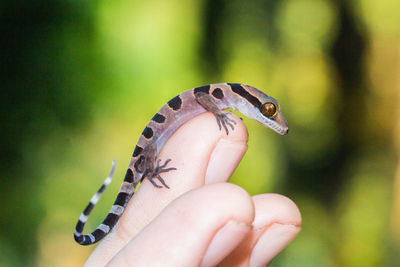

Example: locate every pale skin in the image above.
[85,112,302,267]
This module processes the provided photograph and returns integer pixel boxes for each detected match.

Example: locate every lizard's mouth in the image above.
[262,111,289,135]
[268,121,289,135]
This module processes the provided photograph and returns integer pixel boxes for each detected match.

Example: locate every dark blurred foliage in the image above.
[285,0,369,204]
[1,0,398,265]
[0,0,108,264]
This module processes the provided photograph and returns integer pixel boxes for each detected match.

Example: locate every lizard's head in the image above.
[234,84,289,135]
[257,97,289,135]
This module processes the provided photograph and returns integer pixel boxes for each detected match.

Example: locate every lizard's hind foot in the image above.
[147,159,177,189]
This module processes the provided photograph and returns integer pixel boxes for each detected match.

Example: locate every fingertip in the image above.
[201,113,248,184]
[250,223,301,267]
[252,194,302,228]
[201,220,252,267]
[218,194,302,267]
[249,194,302,266]
[154,112,248,189]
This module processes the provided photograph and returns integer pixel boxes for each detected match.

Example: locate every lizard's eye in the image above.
[261,102,277,117]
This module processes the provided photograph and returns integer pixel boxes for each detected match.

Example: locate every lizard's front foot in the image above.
[214,111,237,135]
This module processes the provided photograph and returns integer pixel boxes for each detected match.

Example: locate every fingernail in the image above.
[250,223,301,267]
[205,139,247,184]
[201,220,252,267]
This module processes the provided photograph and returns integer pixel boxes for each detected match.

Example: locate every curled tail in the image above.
[74,160,137,245]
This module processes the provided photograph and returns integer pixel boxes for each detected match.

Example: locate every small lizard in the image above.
[74,83,289,245]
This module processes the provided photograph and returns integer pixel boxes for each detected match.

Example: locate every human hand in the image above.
[85,113,301,267]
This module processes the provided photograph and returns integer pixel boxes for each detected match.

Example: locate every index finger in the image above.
[85,112,248,265]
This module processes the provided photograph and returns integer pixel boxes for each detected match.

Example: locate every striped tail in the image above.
[74,160,136,245]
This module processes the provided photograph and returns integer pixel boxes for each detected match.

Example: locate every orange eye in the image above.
[261,102,277,117]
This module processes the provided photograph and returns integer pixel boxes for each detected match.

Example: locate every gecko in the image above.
[74,83,289,245]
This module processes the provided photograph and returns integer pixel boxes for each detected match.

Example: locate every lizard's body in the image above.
[74,83,288,245]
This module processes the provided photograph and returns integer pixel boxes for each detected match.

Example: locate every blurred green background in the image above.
[1,0,399,266]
